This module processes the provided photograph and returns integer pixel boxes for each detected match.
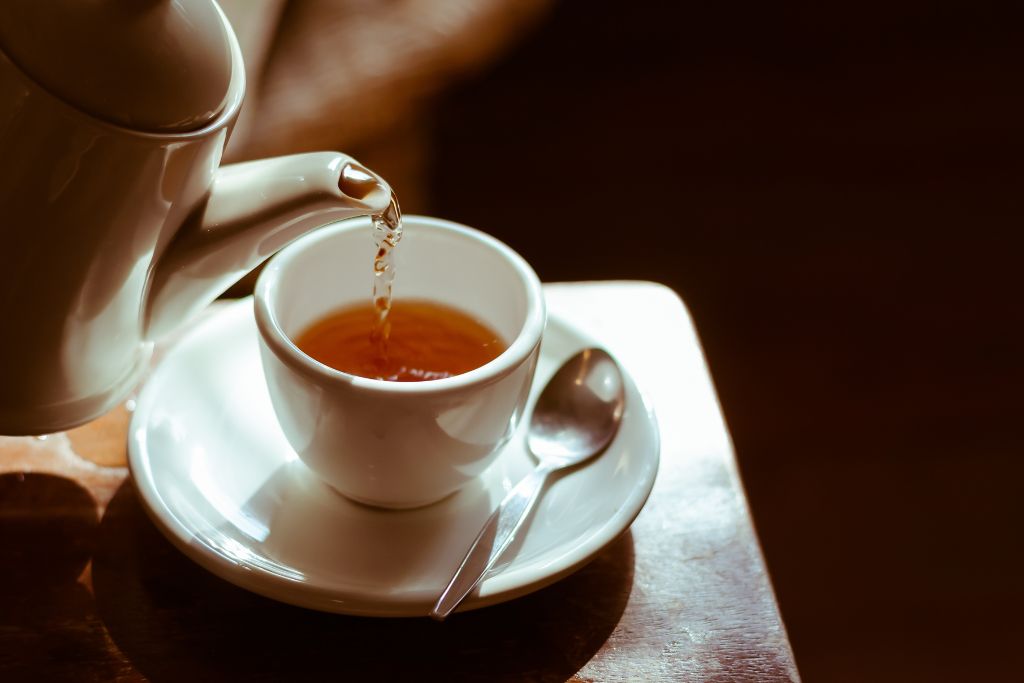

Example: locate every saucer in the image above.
[128,298,659,617]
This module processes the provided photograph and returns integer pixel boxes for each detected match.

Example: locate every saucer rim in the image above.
[128,298,660,617]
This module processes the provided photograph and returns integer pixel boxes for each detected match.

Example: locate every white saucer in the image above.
[128,298,659,617]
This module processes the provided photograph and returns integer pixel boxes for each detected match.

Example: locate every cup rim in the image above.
[254,215,545,395]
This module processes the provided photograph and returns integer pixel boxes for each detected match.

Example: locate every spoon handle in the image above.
[430,463,553,620]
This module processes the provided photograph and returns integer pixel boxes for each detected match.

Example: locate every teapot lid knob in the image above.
[0,0,235,133]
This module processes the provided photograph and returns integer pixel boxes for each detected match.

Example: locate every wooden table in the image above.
[0,282,798,681]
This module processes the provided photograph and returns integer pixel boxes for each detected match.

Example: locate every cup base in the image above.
[331,482,462,510]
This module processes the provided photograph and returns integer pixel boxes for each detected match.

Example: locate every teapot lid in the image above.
[0,0,234,133]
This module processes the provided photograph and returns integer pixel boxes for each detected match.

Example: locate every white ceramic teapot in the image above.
[0,0,394,434]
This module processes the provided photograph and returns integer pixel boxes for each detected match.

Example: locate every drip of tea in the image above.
[295,300,506,381]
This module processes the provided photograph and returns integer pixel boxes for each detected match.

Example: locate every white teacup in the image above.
[254,216,545,508]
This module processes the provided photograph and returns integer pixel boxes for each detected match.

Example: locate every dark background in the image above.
[422,1,1024,680]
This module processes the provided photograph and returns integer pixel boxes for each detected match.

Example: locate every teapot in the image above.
[0,0,394,434]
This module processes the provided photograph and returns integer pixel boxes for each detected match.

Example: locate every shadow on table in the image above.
[0,472,125,681]
[92,480,634,682]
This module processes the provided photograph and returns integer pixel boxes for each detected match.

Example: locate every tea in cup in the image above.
[254,216,545,508]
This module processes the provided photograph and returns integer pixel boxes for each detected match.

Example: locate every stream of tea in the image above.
[370,191,403,352]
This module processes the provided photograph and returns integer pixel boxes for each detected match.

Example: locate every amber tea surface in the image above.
[295,300,506,381]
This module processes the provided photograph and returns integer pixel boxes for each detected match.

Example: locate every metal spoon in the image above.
[430,347,626,620]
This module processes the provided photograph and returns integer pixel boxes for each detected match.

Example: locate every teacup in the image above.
[254,216,545,508]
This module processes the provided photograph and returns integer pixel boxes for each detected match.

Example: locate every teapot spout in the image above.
[144,152,392,339]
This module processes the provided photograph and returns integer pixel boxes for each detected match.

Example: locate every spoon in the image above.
[430,347,625,620]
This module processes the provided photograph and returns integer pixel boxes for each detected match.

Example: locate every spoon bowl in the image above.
[528,348,625,467]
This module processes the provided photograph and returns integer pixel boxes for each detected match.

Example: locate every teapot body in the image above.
[0,27,244,433]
